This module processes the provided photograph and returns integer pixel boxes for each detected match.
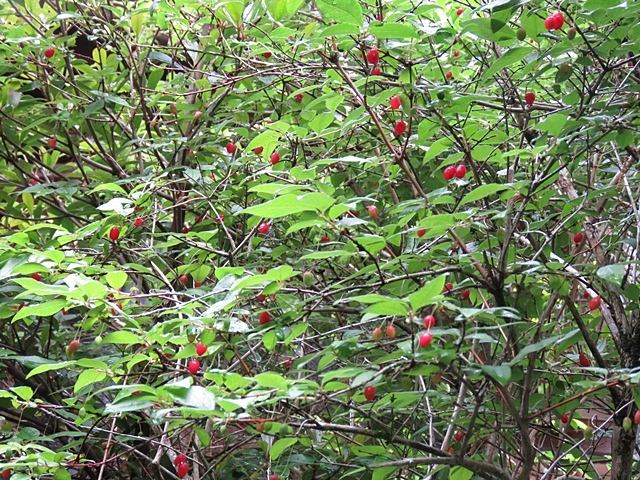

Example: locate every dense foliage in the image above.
[1,0,640,479]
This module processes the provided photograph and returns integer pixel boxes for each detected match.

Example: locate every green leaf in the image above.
[270,437,298,460]
[372,467,397,480]
[53,468,72,480]
[102,331,141,345]
[316,0,362,25]
[13,299,67,322]
[309,112,334,133]
[482,47,531,80]
[255,372,288,390]
[597,264,625,286]
[242,193,335,218]
[479,365,511,386]
[26,361,76,379]
[537,113,569,137]
[104,397,155,414]
[364,301,408,317]
[460,184,511,205]
[105,271,128,289]
[74,369,107,394]
[408,276,446,310]
[370,24,418,39]
[449,466,474,480]
[263,330,277,351]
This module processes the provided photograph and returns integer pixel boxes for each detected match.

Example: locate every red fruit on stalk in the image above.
[589,296,601,311]
[196,342,207,356]
[579,353,590,367]
[294,93,304,103]
[258,222,269,234]
[187,359,200,375]
[634,410,640,425]
[423,315,436,328]
[47,137,57,148]
[321,235,330,243]
[443,282,454,293]
[194,281,202,287]
[270,152,280,164]
[182,226,190,234]
[561,413,569,424]
[573,232,583,244]
[394,120,407,135]
[259,311,271,325]
[417,228,426,237]
[253,146,264,155]
[372,66,381,76]
[364,385,376,401]
[2,470,10,479]
[66,339,81,355]
[134,218,143,227]
[390,96,401,110]
[31,273,42,281]
[44,47,55,58]
[372,327,383,341]
[419,332,433,348]
[177,462,189,478]
[455,165,467,178]
[179,274,188,285]
[456,8,463,15]
[174,454,187,466]
[551,12,564,30]
[366,48,379,65]
[524,92,535,106]
[445,71,453,79]
[453,50,459,57]
[367,205,379,219]
[443,166,456,180]
[269,475,279,480]
[460,289,470,301]
[226,142,237,154]
[455,431,464,442]
[262,52,272,59]
[386,325,396,339]
[109,227,120,241]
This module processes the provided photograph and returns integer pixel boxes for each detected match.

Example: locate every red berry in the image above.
[196,341,207,356]
[226,142,237,154]
[372,66,381,76]
[187,359,200,375]
[254,146,264,155]
[544,16,555,30]
[321,235,330,243]
[455,165,467,178]
[579,353,590,367]
[524,92,535,106]
[367,205,379,219]
[284,359,293,368]
[552,12,564,30]
[455,431,464,442]
[573,232,583,244]
[366,48,379,65]
[419,332,433,348]
[390,96,401,110]
[257,293,267,302]
[456,8,463,15]
[174,454,187,466]
[453,50,459,57]
[182,226,190,234]
[109,227,120,241]
[561,413,569,424]
[179,274,189,285]
[259,311,271,324]
[194,281,202,287]
[443,282,454,293]
[634,410,640,425]
[423,315,436,328]
[258,222,269,234]
[394,120,407,135]
[66,339,81,355]
[2,470,10,479]
[417,228,426,238]
[364,385,376,401]
[372,327,383,341]
[31,272,42,281]
[460,289,470,301]
[177,462,189,478]
[44,47,55,58]
[263,52,272,58]
[270,152,280,164]
[445,71,453,79]
[386,325,396,339]
[269,475,279,480]
[589,296,601,311]
[294,93,304,103]
[443,166,456,180]
[47,137,57,148]
[134,218,143,227]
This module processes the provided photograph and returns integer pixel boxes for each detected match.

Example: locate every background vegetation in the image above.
[1,0,639,479]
